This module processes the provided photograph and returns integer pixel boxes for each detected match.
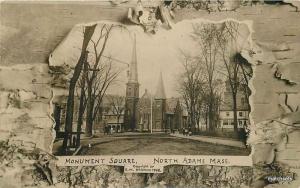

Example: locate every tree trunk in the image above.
[232,92,238,133]
[197,116,200,133]
[191,104,196,131]
[85,82,93,137]
[62,24,97,154]
[76,62,87,147]
[208,96,215,132]
[205,106,208,131]
[117,116,120,132]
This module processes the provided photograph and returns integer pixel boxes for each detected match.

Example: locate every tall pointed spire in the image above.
[155,72,166,99]
[128,34,138,83]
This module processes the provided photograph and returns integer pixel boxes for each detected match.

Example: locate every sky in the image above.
[49,19,251,98]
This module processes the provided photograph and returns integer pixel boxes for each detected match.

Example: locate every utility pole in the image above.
[150,95,153,133]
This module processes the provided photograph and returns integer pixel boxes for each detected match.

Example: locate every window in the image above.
[239,112,243,117]
[223,120,228,125]
[241,97,245,105]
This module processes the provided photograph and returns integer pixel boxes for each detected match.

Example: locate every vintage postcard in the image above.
[0,0,299,187]
[49,10,253,170]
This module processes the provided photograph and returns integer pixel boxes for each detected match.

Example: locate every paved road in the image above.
[79,133,250,156]
[171,134,246,148]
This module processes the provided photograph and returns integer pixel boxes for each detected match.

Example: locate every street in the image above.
[76,133,250,156]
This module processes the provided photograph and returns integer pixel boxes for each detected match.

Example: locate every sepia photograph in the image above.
[51,17,252,156]
[1,0,300,187]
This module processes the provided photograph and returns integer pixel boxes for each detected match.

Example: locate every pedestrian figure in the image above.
[110,126,114,134]
[103,126,106,135]
[106,126,109,135]
[184,128,188,136]
[239,127,247,148]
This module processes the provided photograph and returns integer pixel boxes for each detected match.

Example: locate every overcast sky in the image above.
[50,19,251,98]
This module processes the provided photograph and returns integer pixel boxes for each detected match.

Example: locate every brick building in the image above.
[123,35,188,132]
[135,73,188,132]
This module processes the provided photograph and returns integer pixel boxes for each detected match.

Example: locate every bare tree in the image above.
[191,21,252,134]
[216,21,252,133]
[84,59,121,136]
[62,24,96,153]
[107,95,125,126]
[235,53,253,105]
[83,24,123,137]
[177,53,205,132]
[75,61,88,147]
[198,78,224,131]
[192,23,221,132]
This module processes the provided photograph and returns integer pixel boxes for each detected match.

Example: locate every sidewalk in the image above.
[170,133,246,148]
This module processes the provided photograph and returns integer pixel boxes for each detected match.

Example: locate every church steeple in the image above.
[124,34,139,131]
[153,72,167,132]
[155,72,166,99]
[128,34,138,83]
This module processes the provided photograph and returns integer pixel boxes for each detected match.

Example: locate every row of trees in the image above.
[62,24,122,153]
[178,21,252,134]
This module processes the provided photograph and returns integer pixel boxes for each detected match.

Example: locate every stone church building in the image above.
[123,36,188,132]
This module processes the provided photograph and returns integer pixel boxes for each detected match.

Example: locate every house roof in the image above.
[220,92,250,111]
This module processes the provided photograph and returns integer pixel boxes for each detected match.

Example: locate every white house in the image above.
[219,81,250,129]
